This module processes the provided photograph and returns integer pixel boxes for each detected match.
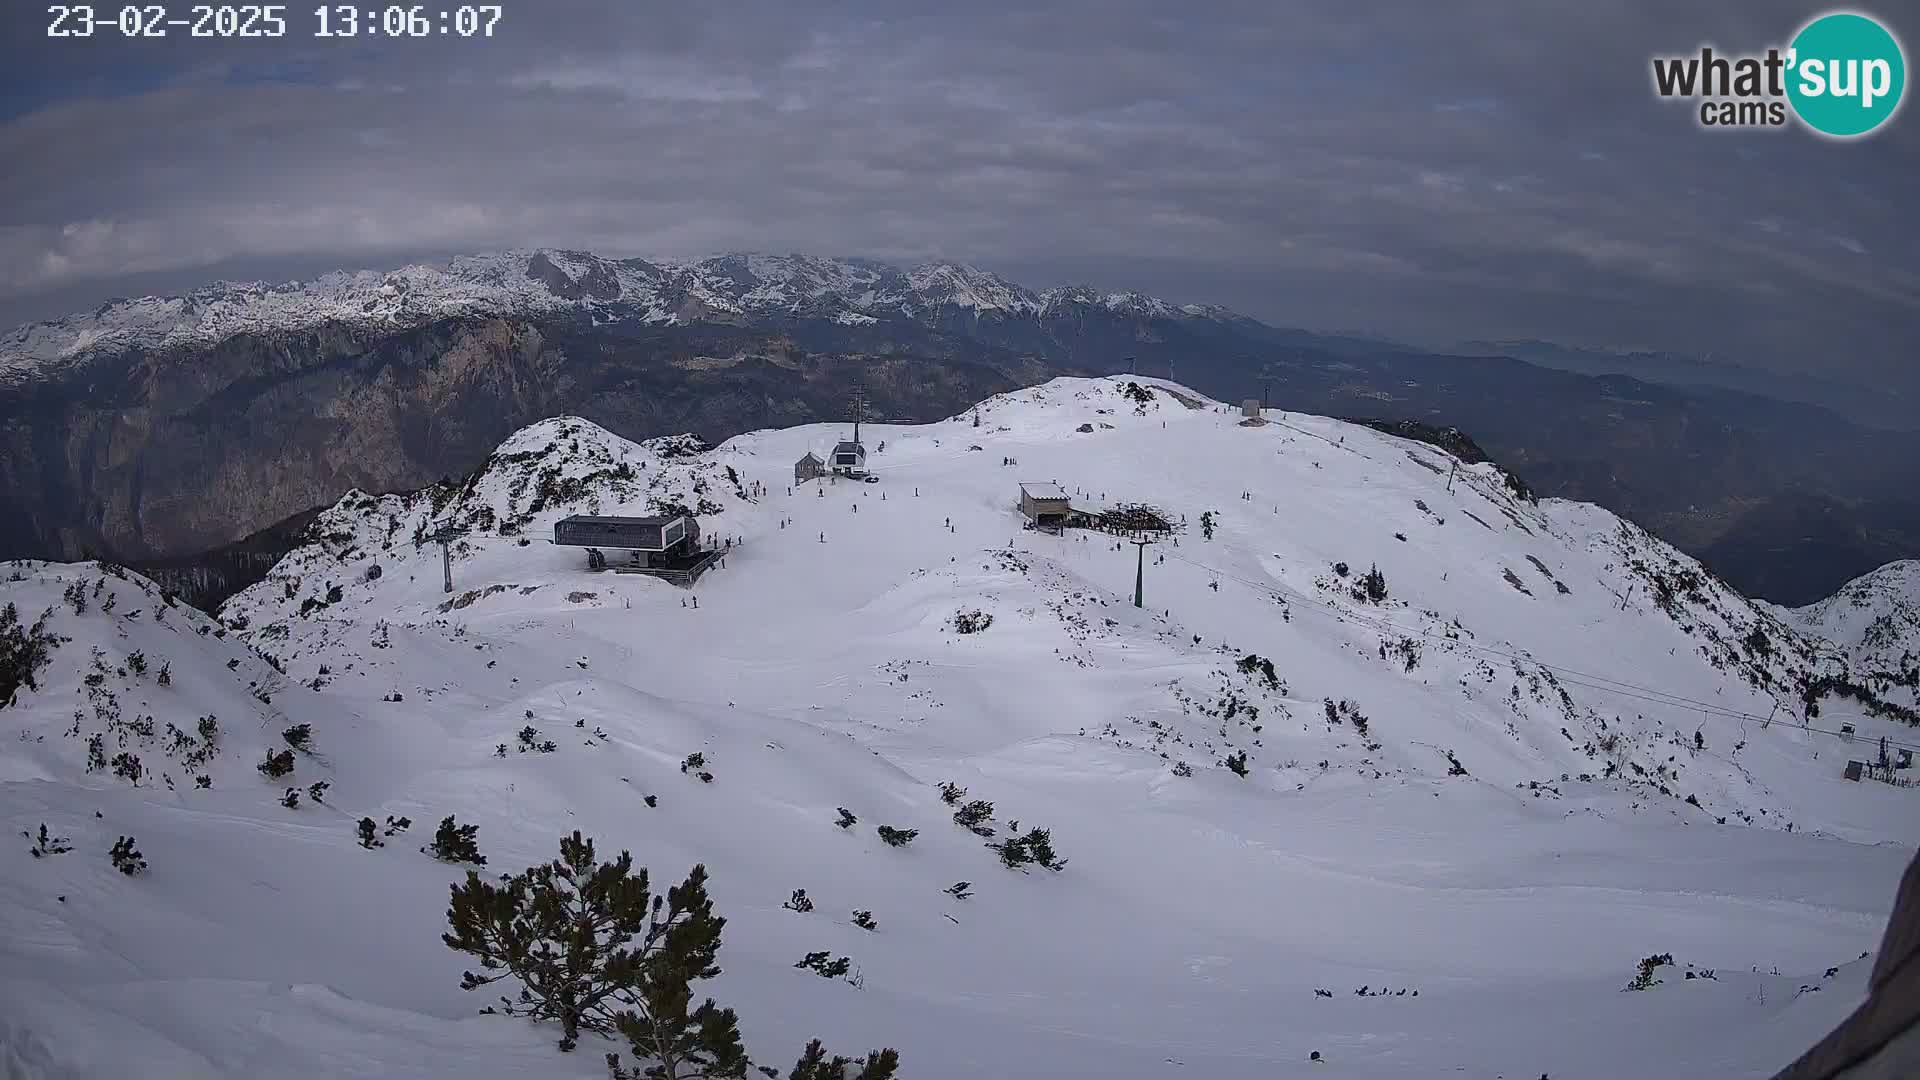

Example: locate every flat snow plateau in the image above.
[2,377,1913,1079]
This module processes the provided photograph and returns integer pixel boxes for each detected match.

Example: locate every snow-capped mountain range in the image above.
[0,250,1241,381]
[3,376,1914,1078]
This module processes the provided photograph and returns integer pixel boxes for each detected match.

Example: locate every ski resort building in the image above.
[1019,481,1072,529]
[831,440,867,476]
[1241,399,1261,417]
[794,451,826,483]
[551,513,718,586]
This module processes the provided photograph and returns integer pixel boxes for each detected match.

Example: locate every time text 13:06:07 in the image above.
[47,5,504,38]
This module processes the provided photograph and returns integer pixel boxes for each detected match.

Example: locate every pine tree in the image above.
[427,814,486,865]
[444,830,748,1071]
[1,603,68,707]
[875,826,917,847]
[357,817,384,849]
[1224,750,1249,777]
[936,780,966,805]
[282,723,313,751]
[783,889,814,913]
[786,1040,900,1080]
[259,749,295,779]
[850,910,876,931]
[834,808,857,830]
[1357,563,1388,603]
[281,787,301,809]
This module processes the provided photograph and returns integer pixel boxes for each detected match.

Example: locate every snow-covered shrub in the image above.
[937,781,966,805]
[835,808,858,830]
[1235,653,1280,691]
[794,951,851,979]
[1625,952,1674,991]
[26,823,71,857]
[952,799,996,837]
[876,825,917,847]
[282,723,313,751]
[989,827,1067,872]
[357,818,383,849]
[258,749,295,779]
[1224,750,1249,777]
[850,910,876,931]
[109,836,146,875]
[951,610,993,634]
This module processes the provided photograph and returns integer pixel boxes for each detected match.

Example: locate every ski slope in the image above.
[3,376,1914,1079]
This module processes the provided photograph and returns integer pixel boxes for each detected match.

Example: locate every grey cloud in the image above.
[0,0,1913,388]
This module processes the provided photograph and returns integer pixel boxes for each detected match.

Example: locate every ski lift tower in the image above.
[424,523,469,594]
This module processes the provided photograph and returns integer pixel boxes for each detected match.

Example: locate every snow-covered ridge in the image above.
[4,375,1916,1080]
[1776,559,1920,710]
[0,251,1247,380]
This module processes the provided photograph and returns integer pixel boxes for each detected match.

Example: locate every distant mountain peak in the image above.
[0,249,1249,382]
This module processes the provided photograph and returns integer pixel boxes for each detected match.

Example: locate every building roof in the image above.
[1021,481,1070,501]
[797,451,823,464]
[832,440,866,456]
[557,513,684,526]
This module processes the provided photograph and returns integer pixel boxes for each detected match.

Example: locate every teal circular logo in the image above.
[1787,12,1906,137]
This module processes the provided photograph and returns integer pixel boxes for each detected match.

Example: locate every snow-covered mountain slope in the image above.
[1775,561,1920,714]
[3,377,1915,1080]
[0,251,1242,382]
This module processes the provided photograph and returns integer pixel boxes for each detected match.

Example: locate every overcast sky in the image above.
[2,2,1915,389]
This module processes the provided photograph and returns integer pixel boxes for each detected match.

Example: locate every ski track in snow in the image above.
[2,375,1915,1079]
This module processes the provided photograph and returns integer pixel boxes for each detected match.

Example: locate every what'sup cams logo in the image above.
[1651,10,1906,137]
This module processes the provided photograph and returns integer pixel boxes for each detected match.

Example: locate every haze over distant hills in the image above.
[1461,339,1918,433]
[2,249,1916,607]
